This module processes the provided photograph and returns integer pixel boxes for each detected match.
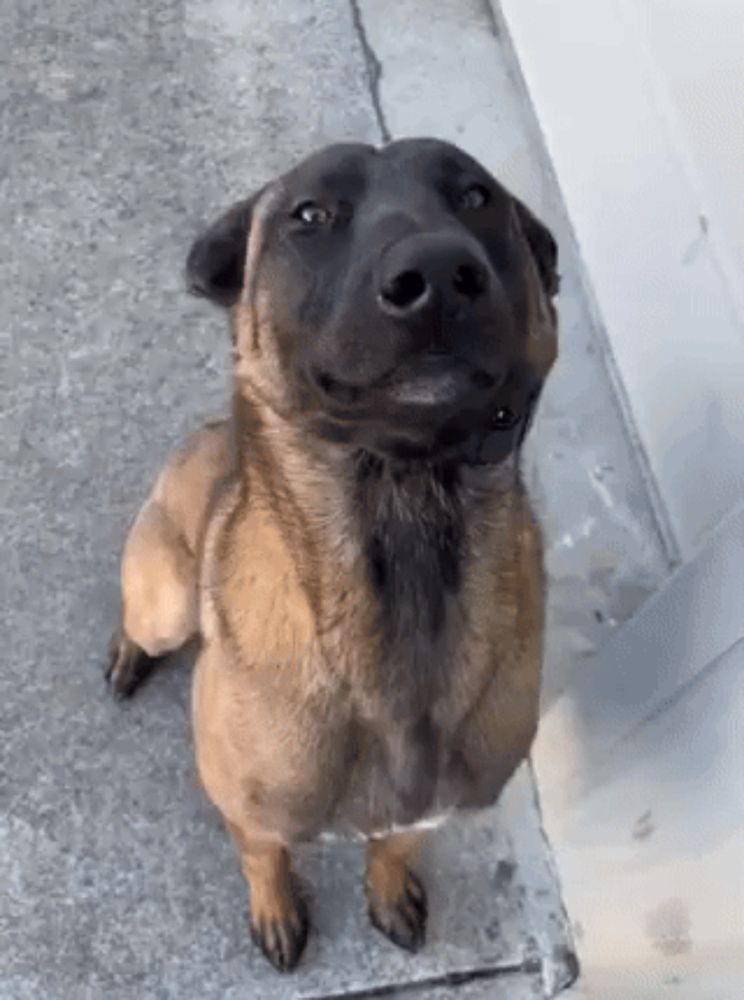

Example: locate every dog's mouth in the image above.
[311,353,499,415]
[381,355,498,408]
[306,354,536,464]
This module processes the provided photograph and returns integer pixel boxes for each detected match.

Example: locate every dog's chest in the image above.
[204,462,502,830]
[325,466,481,830]
[353,458,469,705]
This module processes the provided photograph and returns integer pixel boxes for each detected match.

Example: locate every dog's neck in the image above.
[354,454,462,651]
[231,389,518,687]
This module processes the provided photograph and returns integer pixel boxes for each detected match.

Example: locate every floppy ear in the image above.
[185,193,261,307]
[513,198,560,298]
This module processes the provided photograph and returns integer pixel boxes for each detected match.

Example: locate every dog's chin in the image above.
[364,419,523,465]
[310,404,525,467]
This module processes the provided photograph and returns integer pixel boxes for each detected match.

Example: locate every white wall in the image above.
[498,0,744,562]
[632,0,744,319]
[533,502,744,1000]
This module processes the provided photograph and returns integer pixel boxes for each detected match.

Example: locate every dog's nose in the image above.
[378,234,489,320]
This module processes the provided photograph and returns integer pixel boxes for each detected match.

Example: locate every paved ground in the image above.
[2,1,669,997]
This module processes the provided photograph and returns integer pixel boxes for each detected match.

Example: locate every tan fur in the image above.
[120,420,230,657]
[226,820,308,971]
[366,831,427,951]
[112,175,556,971]
[120,334,546,938]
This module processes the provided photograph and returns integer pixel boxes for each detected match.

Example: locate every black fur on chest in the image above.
[354,453,467,706]
[355,453,465,636]
[353,451,473,821]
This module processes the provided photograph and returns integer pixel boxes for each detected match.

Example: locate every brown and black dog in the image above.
[106,139,559,972]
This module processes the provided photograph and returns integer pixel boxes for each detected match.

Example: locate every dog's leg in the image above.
[106,421,231,698]
[226,822,309,973]
[365,830,427,952]
[106,500,197,698]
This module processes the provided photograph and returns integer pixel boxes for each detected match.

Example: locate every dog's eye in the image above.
[491,407,519,430]
[293,201,333,227]
[459,184,490,210]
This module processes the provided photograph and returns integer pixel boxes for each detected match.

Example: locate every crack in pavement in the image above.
[478,0,503,40]
[349,0,391,143]
[307,959,543,999]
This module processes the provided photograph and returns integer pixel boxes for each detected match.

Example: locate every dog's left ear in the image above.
[513,198,560,298]
[186,191,263,308]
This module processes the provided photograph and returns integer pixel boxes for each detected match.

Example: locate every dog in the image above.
[106,138,559,973]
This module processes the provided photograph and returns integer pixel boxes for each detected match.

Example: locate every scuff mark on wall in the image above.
[645,898,693,956]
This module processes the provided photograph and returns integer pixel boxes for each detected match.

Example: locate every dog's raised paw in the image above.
[250,891,309,972]
[367,866,428,953]
[105,629,158,699]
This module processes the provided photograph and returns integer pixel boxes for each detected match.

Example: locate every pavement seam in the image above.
[348,0,391,143]
[477,0,502,41]
[305,958,542,999]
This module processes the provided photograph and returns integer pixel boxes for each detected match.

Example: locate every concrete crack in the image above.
[308,960,541,999]
[349,0,391,143]
[478,0,502,40]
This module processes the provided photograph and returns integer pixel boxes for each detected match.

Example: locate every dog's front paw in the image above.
[105,629,158,699]
[250,884,309,973]
[367,865,428,953]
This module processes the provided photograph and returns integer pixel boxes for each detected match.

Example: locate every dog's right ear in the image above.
[186,193,261,308]
[512,197,560,299]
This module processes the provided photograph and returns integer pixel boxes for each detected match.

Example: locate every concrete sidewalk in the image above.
[1,1,667,997]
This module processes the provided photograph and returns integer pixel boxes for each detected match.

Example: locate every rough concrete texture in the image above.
[1,752,571,998]
[2,0,667,997]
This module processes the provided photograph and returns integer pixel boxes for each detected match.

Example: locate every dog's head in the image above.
[187,139,559,463]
